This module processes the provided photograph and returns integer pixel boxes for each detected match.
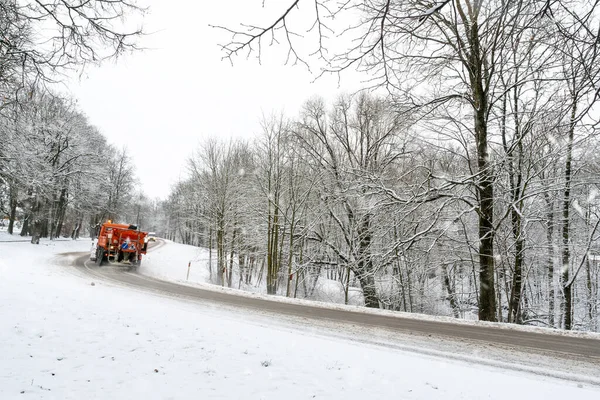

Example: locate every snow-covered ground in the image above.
[0,228,27,242]
[138,240,211,284]
[1,238,599,399]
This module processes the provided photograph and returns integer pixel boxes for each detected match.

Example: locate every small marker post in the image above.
[186,261,191,281]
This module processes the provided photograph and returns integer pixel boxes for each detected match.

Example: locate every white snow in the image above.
[138,239,211,284]
[1,239,599,399]
[0,229,28,242]
[573,199,585,218]
[311,278,364,305]
[418,2,447,21]
[589,187,599,204]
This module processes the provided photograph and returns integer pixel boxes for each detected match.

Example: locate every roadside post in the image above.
[186,261,191,281]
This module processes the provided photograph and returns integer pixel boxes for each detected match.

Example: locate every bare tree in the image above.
[255,114,289,295]
[0,0,144,88]
[188,138,253,286]
[293,93,408,307]
[0,1,146,242]
[216,0,600,323]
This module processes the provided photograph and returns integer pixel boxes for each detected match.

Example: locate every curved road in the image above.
[68,242,600,363]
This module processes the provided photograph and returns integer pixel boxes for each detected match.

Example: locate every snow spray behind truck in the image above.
[91,221,148,266]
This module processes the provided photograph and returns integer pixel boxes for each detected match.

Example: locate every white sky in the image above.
[67,0,363,200]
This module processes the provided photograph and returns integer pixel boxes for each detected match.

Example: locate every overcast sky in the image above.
[67,0,362,200]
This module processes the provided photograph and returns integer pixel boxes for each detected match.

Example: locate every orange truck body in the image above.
[93,222,148,265]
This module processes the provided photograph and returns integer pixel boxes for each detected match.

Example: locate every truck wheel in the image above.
[95,248,104,266]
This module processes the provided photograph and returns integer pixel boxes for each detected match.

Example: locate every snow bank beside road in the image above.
[139,239,211,284]
[1,240,599,399]
[140,240,365,305]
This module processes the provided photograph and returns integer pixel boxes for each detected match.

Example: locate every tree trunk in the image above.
[474,78,497,322]
[29,198,42,244]
[257,257,265,287]
[238,252,245,289]
[562,98,577,330]
[20,215,29,237]
[463,15,497,322]
[217,220,225,286]
[509,231,524,324]
[266,203,280,295]
[505,83,525,325]
[285,215,296,297]
[7,190,18,235]
[294,240,304,299]
[30,219,41,244]
[246,253,254,285]
[71,216,82,240]
[344,265,351,305]
[277,224,286,291]
[228,228,236,288]
[208,226,213,280]
[40,200,49,239]
[543,191,556,327]
[586,255,593,328]
[443,263,460,318]
[54,188,67,238]
[393,224,407,311]
[356,214,378,308]
[406,258,414,313]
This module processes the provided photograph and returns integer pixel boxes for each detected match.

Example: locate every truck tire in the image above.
[95,248,104,266]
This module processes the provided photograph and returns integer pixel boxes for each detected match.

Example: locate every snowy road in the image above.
[70,248,600,362]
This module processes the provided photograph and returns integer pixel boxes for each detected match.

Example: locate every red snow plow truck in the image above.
[91,221,148,266]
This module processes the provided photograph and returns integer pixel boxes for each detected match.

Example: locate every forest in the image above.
[161,0,600,331]
[0,0,152,240]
